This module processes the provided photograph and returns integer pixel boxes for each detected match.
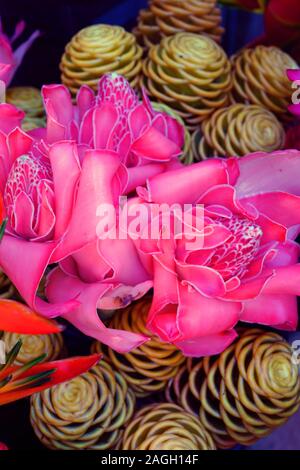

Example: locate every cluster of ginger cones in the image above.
[27,298,300,450]
[58,0,297,163]
[1,265,300,450]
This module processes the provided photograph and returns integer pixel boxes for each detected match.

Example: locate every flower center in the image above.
[209,216,263,280]
[98,74,138,149]
[4,153,54,238]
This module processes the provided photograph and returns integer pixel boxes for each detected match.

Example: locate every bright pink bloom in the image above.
[129,150,300,356]
[41,74,184,192]
[0,19,39,86]
[0,75,184,352]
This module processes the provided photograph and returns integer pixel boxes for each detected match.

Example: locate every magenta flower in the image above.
[132,151,300,356]
[0,19,39,86]
[41,74,183,192]
[0,75,184,352]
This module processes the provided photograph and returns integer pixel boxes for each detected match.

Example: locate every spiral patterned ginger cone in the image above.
[150,0,224,44]
[91,299,186,397]
[133,8,161,51]
[0,270,15,299]
[3,331,64,366]
[231,46,298,120]
[151,101,193,164]
[121,403,216,450]
[22,116,46,132]
[30,361,135,450]
[60,24,143,96]
[142,33,232,130]
[194,104,285,159]
[6,87,44,117]
[166,329,300,448]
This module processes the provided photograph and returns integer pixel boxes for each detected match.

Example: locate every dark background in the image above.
[0,0,264,88]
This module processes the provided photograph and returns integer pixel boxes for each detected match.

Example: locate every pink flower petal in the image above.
[131,125,181,161]
[241,192,300,229]
[125,163,166,194]
[147,258,179,330]
[262,264,300,295]
[0,234,55,308]
[257,213,286,244]
[200,184,257,219]
[241,294,298,331]
[52,149,121,261]
[265,241,300,268]
[175,330,237,357]
[224,272,274,301]
[34,182,56,240]
[76,85,95,120]
[137,159,230,204]
[13,29,40,70]
[46,267,149,352]
[0,104,24,134]
[7,127,33,168]
[177,283,241,339]
[98,237,152,285]
[287,69,300,82]
[175,261,226,297]
[49,142,81,239]
[129,103,151,139]
[93,103,118,149]
[13,191,36,238]
[42,84,73,143]
[235,150,300,198]
[98,281,153,310]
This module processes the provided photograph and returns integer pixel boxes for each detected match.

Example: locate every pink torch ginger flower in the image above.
[0,75,183,352]
[0,19,39,86]
[125,151,300,356]
[40,74,184,192]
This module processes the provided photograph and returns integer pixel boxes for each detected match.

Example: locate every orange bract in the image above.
[0,299,60,334]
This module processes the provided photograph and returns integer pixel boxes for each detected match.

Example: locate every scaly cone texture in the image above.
[91,298,186,397]
[133,8,161,52]
[150,0,223,43]
[6,87,44,117]
[151,101,193,164]
[21,116,46,132]
[165,329,300,448]
[2,331,64,366]
[121,403,216,450]
[141,33,232,130]
[133,0,223,52]
[30,361,136,450]
[231,46,298,121]
[60,24,143,96]
[193,104,284,159]
[6,86,45,131]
